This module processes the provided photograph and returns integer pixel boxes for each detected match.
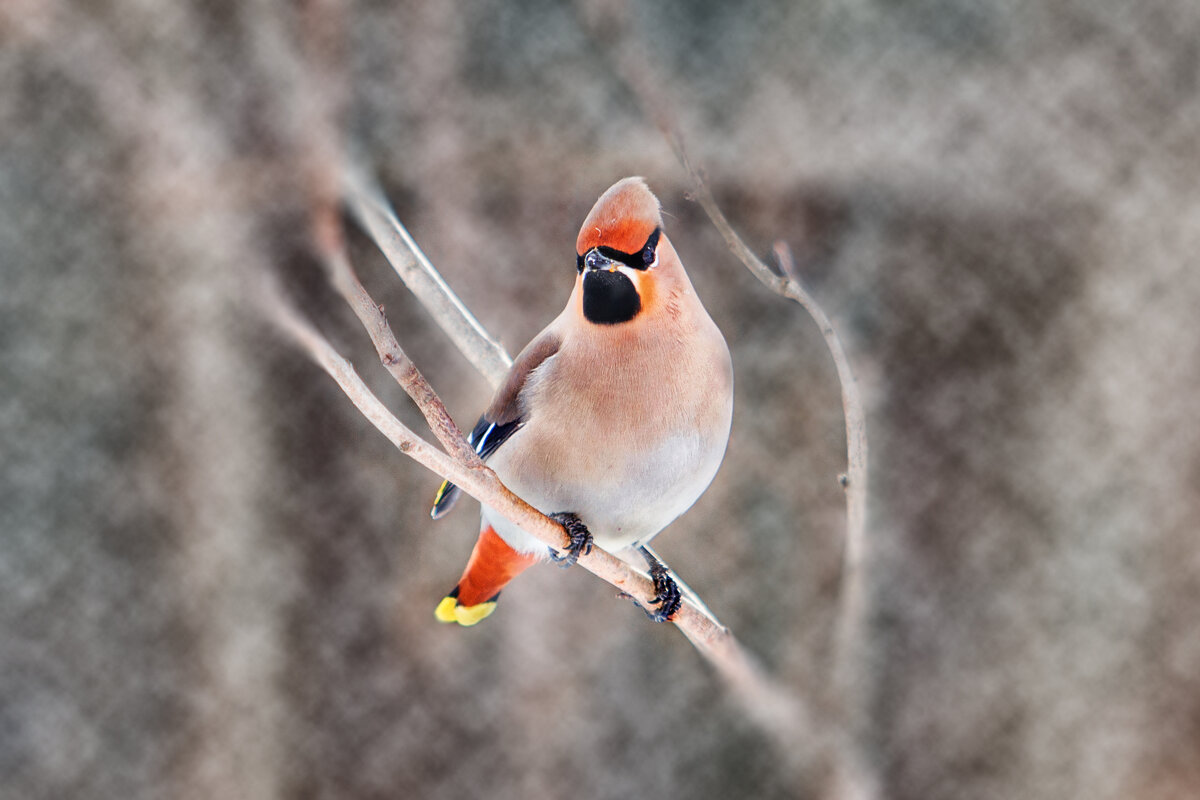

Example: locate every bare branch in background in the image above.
[675,122,877,800]
[668,130,872,661]
[676,149,870,590]
[311,210,484,469]
[769,240,870,644]
[663,129,876,800]
[676,150,876,800]
[341,164,513,390]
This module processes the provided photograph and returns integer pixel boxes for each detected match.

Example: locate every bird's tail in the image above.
[435,525,539,626]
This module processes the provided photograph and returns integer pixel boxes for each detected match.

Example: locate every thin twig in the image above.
[771,241,870,640]
[670,132,875,800]
[673,139,871,666]
[311,207,485,468]
[341,161,512,390]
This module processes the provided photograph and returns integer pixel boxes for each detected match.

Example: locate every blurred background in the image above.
[3,1,1200,798]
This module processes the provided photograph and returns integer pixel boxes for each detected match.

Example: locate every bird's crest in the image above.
[575,177,663,257]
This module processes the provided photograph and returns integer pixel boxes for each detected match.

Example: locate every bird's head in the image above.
[573,177,681,326]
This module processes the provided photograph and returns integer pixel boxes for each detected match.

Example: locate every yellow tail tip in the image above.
[434,595,459,623]
[434,595,498,626]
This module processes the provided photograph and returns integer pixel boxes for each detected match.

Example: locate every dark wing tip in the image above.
[430,480,462,519]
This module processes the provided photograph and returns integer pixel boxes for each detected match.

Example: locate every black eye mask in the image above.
[576,228,661,272]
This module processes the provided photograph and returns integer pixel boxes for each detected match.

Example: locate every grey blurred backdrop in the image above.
[3,1,1199,798]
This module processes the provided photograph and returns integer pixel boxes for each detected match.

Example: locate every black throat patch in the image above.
[583,269,641,325]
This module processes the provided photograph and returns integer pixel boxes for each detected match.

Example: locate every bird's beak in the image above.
[582,248,620,273]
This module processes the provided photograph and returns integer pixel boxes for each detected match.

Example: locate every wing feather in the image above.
[430,330,562,519]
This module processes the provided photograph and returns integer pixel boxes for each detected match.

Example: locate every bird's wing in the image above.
[430,329,563,519]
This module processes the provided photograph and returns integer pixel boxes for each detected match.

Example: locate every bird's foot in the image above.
[547,512,593,568]
[632,546,682,622]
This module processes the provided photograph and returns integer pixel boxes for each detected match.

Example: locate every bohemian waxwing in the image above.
[431,177,733,626]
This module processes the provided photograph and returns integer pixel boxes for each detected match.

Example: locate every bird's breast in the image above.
[487,321,733,548]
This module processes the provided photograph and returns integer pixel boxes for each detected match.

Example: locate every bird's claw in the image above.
[629,547,681,622]
[548,512,593,568]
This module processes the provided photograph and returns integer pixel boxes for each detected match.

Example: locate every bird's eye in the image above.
[641,228,661,267]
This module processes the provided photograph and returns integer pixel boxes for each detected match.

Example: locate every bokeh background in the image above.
[4,1,1200,798]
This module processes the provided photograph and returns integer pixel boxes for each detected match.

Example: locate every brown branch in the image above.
[291,6,489,477]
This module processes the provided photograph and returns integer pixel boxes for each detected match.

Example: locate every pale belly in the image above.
[477,314,733,556]
[481,420,729,555]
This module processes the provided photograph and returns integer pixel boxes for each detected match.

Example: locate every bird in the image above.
[430,176,733,626]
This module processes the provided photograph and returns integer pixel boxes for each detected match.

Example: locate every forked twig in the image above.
[678,161,876,800]
[311,207,483,468]
[665,117,875,800]
[341,163,512,389]
[670,139,870,664]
